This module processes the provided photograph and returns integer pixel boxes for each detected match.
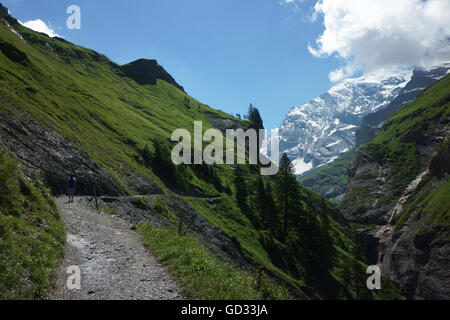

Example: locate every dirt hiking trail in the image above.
[50,196,184,300]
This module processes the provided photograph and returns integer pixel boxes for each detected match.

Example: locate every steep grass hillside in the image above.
[0,8,401,299]
[0,16,250,197]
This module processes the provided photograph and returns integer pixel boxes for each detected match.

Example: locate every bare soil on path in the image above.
[50,197,184,300]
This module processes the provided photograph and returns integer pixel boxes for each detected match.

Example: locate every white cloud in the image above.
[19,19,60,38]
[309,0,450,81]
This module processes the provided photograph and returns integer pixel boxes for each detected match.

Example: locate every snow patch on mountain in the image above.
[292,158,313,175]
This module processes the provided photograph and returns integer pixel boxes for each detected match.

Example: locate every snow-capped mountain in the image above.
[263,70,413,175]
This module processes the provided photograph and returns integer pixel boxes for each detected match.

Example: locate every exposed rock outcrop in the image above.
[0,110,162,196]
[119,59,185,92]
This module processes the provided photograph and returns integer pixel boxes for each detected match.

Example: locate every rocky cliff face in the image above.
[340,74,450,299]
[264,71,412,175]
[0,109,162,196]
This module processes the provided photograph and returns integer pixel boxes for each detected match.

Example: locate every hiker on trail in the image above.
[67,175,76,203]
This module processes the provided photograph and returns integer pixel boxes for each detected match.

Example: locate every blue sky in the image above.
[7,0,446,131]
[3,0,343,131]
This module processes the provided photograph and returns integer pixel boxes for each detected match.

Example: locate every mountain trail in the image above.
[50,196,185,300]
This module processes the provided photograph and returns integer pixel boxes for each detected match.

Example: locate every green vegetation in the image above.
[0,17,246,196]
[397,177,450,245]
[138,224,289,300]
[186,160,400,300]
[354,74,450,249]
[363,74,450,191]
[416,178,450,245]
[154,197,171,216]
[102,207,120,216]
[340,186,371,210]
[131,197,151,211]
[299,151,355,203]
[376,195,393,208]
[0,13,403,299]
[0,150,65,299]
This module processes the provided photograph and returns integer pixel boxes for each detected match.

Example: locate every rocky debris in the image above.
[50,197,184,300]
[205,113,246,134]
[0,110,161,196]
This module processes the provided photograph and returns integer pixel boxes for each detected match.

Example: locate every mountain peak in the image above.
[119,58,185,92]
[265,70,412,175]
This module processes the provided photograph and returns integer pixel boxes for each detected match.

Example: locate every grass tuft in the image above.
[138,223,289,300]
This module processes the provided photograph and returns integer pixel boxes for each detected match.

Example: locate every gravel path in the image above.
[50,197,184,300]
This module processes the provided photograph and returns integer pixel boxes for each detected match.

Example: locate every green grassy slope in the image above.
[341,75,450,217]
[299,150,355,203]
[0,11,401,299]
[0,15,244,196]
[138,224,289,300]
[396,138,450,244]
[363,74,450,190]
[184,182,400,299]
[0,150,65,299]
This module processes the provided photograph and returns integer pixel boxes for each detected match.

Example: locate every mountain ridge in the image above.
[119,58,185,92]
[0,6,395,300]
[263,70,412,176]
[356,63,450,146]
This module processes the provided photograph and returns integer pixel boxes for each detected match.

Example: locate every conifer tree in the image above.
[234,165,249,214]
[247,104,264,151]
[350,229,368,299]
[275,153,298,237]
[255,177,280,236]
[264,183,280,236]
[247,104,264,131]
[255,176,266,221]
[318,197,335,271]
